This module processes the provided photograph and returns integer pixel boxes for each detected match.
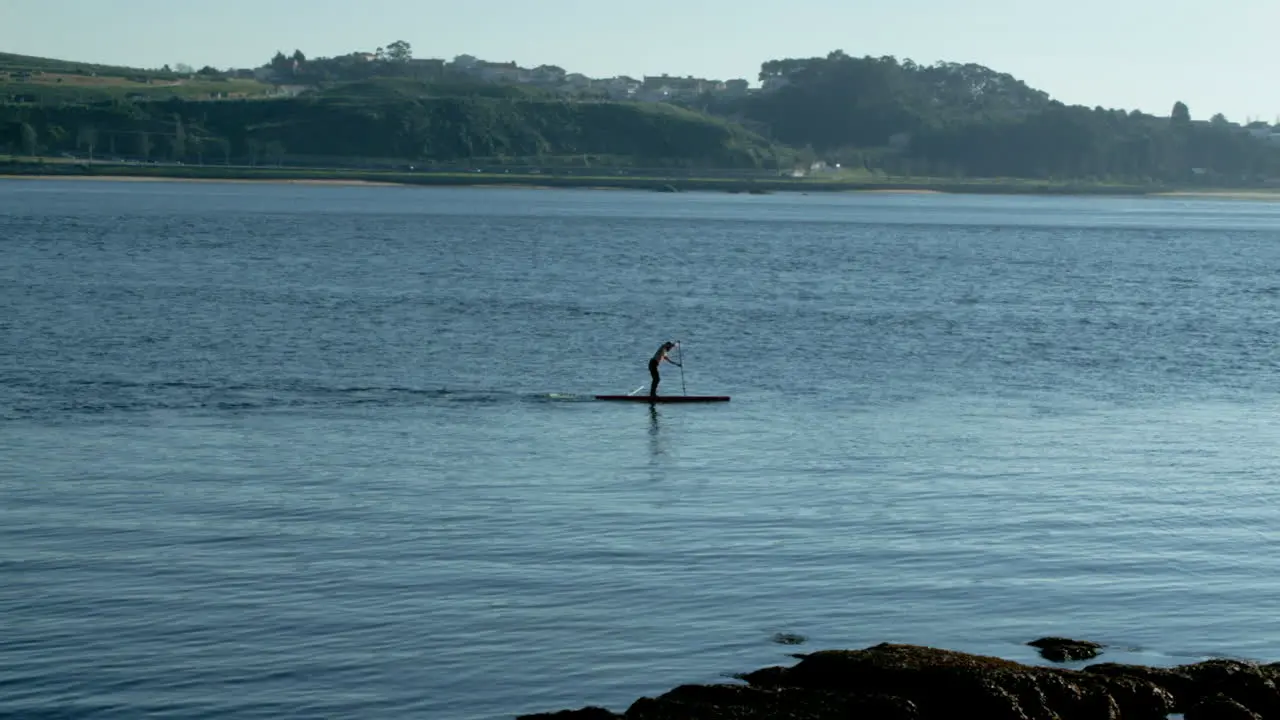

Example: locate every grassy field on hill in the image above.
[0,52,279,103]
[1,74,279,103]
[0,51,179,79]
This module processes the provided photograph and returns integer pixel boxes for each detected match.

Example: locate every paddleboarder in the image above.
[648,341,681,398]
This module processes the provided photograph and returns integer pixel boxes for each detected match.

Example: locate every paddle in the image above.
[677,340,687,396]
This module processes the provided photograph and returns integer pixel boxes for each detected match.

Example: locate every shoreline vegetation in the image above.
[7,48,1280,196]
[5,159,1280,200]
[518,640,1280,719]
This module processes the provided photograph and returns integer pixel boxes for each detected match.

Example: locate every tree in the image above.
[385,40,412,63]
[270,51,291,74]
[1210,113,1229,126]
[1171,101,1191,125]
[137,131,151,160]
[726,51,1051,152]
[264,140,286,166]
[47,125,68,149]
[76,125,97,159]
[291,49,306,64]
[796,143,818,169]
[175,63,194,74]
[171,114,186,160]
[207,137,230,165]
[20,122,37,156]
[189,135,204,165]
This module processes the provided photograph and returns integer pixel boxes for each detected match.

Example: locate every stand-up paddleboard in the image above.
[596,340,728,403]
[595,395,730,403]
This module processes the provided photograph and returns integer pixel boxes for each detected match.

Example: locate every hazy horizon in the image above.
[2,0,1275,124]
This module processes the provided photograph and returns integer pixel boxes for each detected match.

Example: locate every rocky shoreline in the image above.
[518,639,1280,719]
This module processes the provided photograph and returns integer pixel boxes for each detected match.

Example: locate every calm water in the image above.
[4,179,1280,720]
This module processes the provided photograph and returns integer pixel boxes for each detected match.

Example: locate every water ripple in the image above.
[4,183,1280,719]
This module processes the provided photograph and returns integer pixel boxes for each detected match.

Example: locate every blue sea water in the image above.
[3,178,1280,720]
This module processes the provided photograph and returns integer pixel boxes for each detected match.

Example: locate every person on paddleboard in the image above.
[648,341,681,398]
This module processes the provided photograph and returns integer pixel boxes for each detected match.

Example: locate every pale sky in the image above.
[1,0,1275,123]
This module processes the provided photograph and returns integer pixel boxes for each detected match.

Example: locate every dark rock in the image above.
[1083,660,1199,710]
[1084,657,1280,716]
[772,632,807,646]
[1027,637,1105,662]
[619,681,921,717]
[1184,693,1262,720]
[1177,659,1280,718]
[624,684,918,720]
[1083,662,1192,692]
[733,665,790,688]
[521,642,1280,720]
[517,707,620,720]
[769,644,1172,720]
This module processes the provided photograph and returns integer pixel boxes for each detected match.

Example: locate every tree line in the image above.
[3,46,1279,184]
[0,81,783,169]
[691,51,1280,182]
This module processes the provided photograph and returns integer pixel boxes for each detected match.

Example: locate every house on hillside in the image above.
[1243,125,1280,144]
[270,84,309,97]
[478,61,522,83]
[639,74,720,100]
[639,75,682,101]
[601,76,640,99]
[562,73,593,91]
[528,64,567,85]
[450,55,481,73]
[408,58,446,79]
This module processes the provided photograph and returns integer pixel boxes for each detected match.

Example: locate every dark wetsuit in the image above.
[648,344,674,398]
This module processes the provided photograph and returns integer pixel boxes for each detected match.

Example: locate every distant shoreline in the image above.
[4,163,1280,200]
[1147,189,1280,200]
[0,174,408,187]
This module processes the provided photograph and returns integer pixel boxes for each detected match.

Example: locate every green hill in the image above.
[0,51,278,104]
[695,51,1053,151]
[685,50,1280,183]
[0,51,180,80]
[0,72,786,169]
[4,47,1280,184]
[312,76,558,102]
